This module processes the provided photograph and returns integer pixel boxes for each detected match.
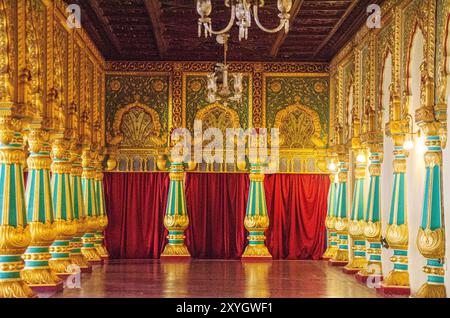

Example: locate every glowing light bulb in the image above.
[328,163,337,172]
[403,140,414,151]
[356,154,366,163]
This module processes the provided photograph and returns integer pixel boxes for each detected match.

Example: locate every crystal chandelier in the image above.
[207,34,243,105]
[197,0,293,41]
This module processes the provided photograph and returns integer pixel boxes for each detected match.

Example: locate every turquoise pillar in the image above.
[382,145,410,294]
[356,150,383,282]
[416,133,446,298]
[242,162,271,259]
[345,158,368,273]
[94,155,109,259]
[81,149,102,265]
[69,149,91,273]
[323,174,338,260]
[49,139,77,277]
[161,162,190,258]
[21,130,62,292]
[0,119,34,298]
[331,159,349,266]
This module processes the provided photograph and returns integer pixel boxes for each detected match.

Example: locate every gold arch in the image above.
[378,46,394,124]
[195,102,241,129]
[405,21,427,101]
[110,101,163,146]
[273,104,325,148]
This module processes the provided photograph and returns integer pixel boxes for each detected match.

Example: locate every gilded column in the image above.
[49,138,77,278]
[323,171,338,260]
[415,128,446,298]
[356,148,383,283]
[414,66,446,298]
[242,162,272,260]
[330,150,349,267]
[21,130,62,292]
[344,153,368,274]
[0,118,34,298]
[81,148,102,265]
[69,146,91,273]
[381,133,410,295]
[94,152,109,260]
[161,161,190,259]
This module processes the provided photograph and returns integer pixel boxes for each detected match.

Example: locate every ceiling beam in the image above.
[312,0,359,58]
[144,0,168,59]
[270,0,304,57]
[87,0,123,57]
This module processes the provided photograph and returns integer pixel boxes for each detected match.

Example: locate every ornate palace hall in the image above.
[1,0,450,302]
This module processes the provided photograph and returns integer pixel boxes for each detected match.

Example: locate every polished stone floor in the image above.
[47,259,386,298]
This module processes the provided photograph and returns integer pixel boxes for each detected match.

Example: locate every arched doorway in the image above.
[406,27,427,294]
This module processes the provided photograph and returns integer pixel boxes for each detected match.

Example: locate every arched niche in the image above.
[273,104,326,149]
[109,101,166,148]
[405,25,427,294]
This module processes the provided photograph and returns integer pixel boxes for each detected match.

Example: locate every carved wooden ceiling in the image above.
[71,0,385,62]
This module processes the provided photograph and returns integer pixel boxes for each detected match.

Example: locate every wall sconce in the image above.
[328,162,337,172]
[402,113,422,151]
[356,153,366,164]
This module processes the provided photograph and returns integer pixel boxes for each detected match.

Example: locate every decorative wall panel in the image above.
[105,62,331,174]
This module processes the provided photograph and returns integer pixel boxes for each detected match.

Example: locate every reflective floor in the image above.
[49,260,386,298]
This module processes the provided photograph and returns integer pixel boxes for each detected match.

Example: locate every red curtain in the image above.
[104,173,329,260]
[185,173,249,259]
[265,174,330,260]
[103,173,170,259]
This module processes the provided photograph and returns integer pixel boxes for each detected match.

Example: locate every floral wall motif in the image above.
[105,74,171,148]
[264,74,329,148]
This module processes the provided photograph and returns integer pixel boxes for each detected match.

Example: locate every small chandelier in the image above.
[207,34,243,105]
[197,0,293,41]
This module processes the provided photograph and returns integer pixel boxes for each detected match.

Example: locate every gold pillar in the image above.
[0,117,35,298]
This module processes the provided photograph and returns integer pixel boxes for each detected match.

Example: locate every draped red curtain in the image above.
[103,173,170,259]
[265,174,330,260]
[104,173,329,260]
[185,173,249,259]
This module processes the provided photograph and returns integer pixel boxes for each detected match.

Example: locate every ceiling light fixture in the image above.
[196,0,293,41]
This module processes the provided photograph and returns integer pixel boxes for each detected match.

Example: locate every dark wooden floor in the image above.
[44,260,387,298]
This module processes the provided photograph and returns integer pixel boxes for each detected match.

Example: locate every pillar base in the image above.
[161,244,191,258]
[329,260,348,267]
[95,244,110,260]
[414,283,447,298]
[49,259,73,276]
[70,253,92,273]
[343,258,367,274]
[242,245,272,259]
[0,280,37,298]
[322,246,338,261]
[28,280,64,294]
[81,247,103,265]
[21,268,63,292]
[343,267,360,274]
[377,284,411,296]
[355,272,383,285]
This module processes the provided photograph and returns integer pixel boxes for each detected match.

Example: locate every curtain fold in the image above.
[185,173,249,259]
[265,174,330,260]
[103,173,170,259]
[104,173,329,260]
